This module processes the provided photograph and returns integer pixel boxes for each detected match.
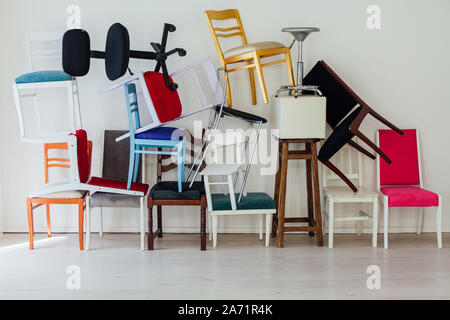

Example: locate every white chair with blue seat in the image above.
[13,30,82,140]
[123,83,186,192]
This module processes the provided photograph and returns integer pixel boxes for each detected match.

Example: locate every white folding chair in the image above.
[322,138,379,248]
[13,30,82,142]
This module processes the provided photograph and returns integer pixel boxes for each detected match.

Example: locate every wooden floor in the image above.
[0,232,449,300]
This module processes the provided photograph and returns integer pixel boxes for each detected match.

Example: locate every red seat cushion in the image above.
[143,71,182,123]
[89,176,149,195]
[381,186,439,207]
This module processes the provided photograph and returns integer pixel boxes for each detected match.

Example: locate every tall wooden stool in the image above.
[272,138,323,247]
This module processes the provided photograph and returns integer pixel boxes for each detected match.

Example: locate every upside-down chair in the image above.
[303,60,404,192]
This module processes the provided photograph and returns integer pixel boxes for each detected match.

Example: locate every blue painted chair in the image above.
[124,83,186,192]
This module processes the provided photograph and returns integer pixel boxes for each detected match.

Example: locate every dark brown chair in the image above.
[147,131,207,250]
[303,60,404,191]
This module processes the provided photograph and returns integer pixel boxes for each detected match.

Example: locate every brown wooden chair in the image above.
[204,9,295,107]
[147,131,207,250]
[303,60,404,191]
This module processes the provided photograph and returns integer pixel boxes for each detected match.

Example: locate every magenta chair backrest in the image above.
[378,129,420,186]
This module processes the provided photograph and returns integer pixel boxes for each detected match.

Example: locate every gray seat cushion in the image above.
[89,192,141,208]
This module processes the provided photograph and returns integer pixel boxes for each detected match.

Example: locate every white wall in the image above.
[1,0,449,234]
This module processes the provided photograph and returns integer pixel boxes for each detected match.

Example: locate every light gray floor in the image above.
[0,232,449,300]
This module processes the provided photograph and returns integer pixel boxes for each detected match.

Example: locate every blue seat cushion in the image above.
[15,70,74,84]
[211,192,275,211]
[149,181,205,200]
[136,127,185,141]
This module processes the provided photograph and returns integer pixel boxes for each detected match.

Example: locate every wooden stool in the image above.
[272,138,323,247]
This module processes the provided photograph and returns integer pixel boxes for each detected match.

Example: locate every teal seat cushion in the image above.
[15,70,74,84]
[211,192,275,211]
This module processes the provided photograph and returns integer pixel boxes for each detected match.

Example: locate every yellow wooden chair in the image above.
[204,9,295,108]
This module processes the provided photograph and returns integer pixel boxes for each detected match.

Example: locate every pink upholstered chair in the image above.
[376,129,442,249]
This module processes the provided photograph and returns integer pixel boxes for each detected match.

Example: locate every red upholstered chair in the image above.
[376,129,442,249]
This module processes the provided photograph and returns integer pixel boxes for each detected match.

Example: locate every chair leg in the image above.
[320,159,358,192]
[258,215,264,240]
[201,197,207,251]
[348,140,375,160]
[127,148,136,189]
[265,214,272,247]
[328,199,334,248]
[157,206,163,238]
[253,52,269,104]
[133,145,142,183]
[148,200,154,251]
[140,197,145,251]
[86,197,91,251]
[372,200,378,248]
[78,201,84,251]
[208,212,213,241]
[284,48,295,87]
[177,141,185,193]
[248,68,257,105]
[224,69,232,108]
[417,207,424,235]
[27,198,34,250]
[383,200,389,249]
[45,204,51,237]
[99,207,103,237]
[212,215,218,248]
[437,197,442,249]
[353,130,392,165]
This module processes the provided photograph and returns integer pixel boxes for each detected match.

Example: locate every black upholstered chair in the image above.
[86,130,146,250]
[304,60,404,191]
[147,131,207,250]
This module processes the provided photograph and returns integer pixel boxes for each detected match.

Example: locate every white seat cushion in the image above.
[223,41,285,58]
[37,190,87,199]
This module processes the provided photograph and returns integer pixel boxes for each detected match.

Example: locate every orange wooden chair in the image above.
[26,141,92,250]
[204,9,295,107]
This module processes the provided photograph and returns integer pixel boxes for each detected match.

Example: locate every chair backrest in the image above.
[303,60,360,128]
[156,129,204,183]
[124,84,141,138]
[102,130,140,181]
[377,129,422,189]
[26,30,65,71]
[209,131,245,166]
[322,138,363,188]
[136,58,223,127]
[171,58,224,111]
[204,9,248,65]
[44,140,92,185]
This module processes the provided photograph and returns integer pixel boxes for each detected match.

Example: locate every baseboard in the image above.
[2,226,449,234]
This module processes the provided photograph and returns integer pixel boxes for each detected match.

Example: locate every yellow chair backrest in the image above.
[204,9,248,65]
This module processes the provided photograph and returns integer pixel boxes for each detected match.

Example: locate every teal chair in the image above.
[124,83,186,192]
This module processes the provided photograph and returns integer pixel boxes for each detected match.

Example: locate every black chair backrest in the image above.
[102,130,140,181]
[303,60,358,128]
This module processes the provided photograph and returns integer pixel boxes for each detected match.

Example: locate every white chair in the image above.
[13,30,82,141]
[201,129,275,248]
[322,139,379,248]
